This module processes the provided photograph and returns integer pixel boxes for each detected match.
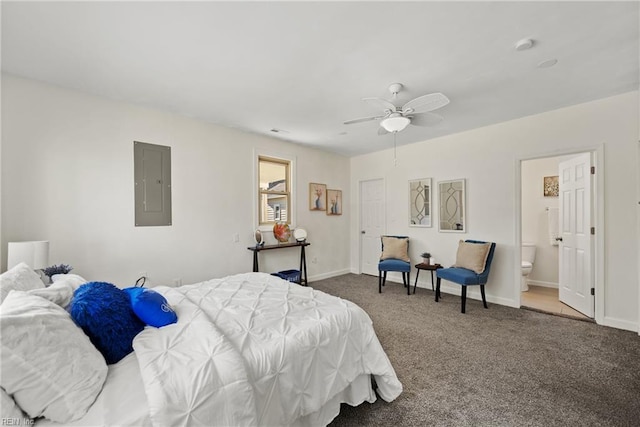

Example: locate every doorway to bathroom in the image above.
[519,151,599,321]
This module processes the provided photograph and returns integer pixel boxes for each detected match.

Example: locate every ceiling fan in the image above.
[343,83,450,135]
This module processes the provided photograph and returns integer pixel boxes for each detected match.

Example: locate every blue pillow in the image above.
[123,287,177,328]
[69,282,145,365]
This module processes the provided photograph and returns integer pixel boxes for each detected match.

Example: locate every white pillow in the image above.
[51,273,86,285]
[1,387,26,420]
[27,274,86,309]
[0,291,108,423]
[0,263,44,304]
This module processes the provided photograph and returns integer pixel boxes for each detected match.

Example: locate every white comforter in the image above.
[132,272,402,426]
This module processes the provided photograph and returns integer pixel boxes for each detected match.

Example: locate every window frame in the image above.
[255,152,296,230]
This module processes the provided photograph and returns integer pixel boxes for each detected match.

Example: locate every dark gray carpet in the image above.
[309,274,640,427]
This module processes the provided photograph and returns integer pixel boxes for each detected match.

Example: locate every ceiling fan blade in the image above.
[377,126,389,136]
[362,97,396,112]
[402,92,450,114]
[343,115,384,125]
[409,112,444,127]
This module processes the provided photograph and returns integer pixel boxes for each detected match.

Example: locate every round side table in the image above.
[413,263,443,293]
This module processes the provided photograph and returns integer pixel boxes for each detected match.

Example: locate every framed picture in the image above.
[309,183,326,211]
[326,189,342,215]
[543,176,559,197]
[409,178,432,227]
[438,179,466,233]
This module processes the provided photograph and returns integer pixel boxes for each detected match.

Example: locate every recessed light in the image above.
[538,59,558,68]
[515,38,534,51]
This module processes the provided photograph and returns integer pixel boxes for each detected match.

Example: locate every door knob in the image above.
[361,230,366,234]
[555,237,563,242]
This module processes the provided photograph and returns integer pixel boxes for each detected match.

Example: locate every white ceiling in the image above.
[2,1,638,157]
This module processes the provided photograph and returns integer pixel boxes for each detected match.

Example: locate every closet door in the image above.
[360,179,385,276]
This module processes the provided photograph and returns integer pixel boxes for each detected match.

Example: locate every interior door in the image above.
[558,152,594,317]
[360,179,385,276]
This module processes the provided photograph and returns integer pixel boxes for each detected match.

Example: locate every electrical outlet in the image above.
[312,257,318,264]
[233,233,240,243]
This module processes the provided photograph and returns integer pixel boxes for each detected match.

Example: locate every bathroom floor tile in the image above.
[521,285,590,320]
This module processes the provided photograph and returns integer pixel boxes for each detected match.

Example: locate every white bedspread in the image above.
[133,272,402,426]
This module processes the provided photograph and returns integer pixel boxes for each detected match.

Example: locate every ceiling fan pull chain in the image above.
[393,131,398,166]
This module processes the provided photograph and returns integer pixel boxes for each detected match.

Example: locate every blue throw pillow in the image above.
[123,287,177,328]
[69,282,145,365]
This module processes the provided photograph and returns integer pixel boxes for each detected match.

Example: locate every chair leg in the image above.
[461,286,467,313]
[383,271,387,287]
[480,285,488,309]
[378,271,382,293]
[406,272,410,295]
[435,277,441,302]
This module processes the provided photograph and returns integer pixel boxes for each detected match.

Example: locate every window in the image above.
[258,156,291,225]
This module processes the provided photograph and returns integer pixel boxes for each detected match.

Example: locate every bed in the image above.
[0,267,402,426]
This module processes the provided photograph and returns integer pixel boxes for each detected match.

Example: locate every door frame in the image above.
[358,177,386,275]
[514,144,604,325]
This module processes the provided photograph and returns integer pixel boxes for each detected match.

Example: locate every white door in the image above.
[558,152,594,317]
[360,179,385,276]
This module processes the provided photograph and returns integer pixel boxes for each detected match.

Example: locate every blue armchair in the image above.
[435,240,496,313]
[378,236,411,295]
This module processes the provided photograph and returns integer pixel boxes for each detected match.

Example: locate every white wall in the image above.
[3,75,638,332]
[350,91,639,332]
[1,74,351,286]
[521,157,560,287]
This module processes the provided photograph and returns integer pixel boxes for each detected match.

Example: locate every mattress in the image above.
[33,272,402,426]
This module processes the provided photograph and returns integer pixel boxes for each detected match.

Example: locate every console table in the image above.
[247,242,310,286]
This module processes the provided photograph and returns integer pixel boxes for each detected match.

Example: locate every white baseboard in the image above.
[321,273,639,333]
[437,283,519,308]
[374,277,519,308]
[331,272,639,333]
[308,268,351,283]
[527,279,558,289]
[602,316,638,333]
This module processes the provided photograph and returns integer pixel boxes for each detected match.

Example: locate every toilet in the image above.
[521,242,537,292]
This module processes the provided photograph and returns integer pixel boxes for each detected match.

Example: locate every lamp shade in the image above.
[7,241,50,270]
[381,115,410,133]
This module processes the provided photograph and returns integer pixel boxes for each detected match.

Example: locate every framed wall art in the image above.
[326,189,342,215]
[438,179,466,233]
[309,183,326,211]
[543,176,559,197]
[409,178,432,227]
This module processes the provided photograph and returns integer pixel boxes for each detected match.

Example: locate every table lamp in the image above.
[7,241,50,280]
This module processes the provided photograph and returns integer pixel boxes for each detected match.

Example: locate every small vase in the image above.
[423,258,430,265]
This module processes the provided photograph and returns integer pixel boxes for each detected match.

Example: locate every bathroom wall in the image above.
[521,157,561,287]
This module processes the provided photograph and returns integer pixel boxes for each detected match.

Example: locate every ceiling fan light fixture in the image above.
[344,84,448,135]
[381,115,410,133]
